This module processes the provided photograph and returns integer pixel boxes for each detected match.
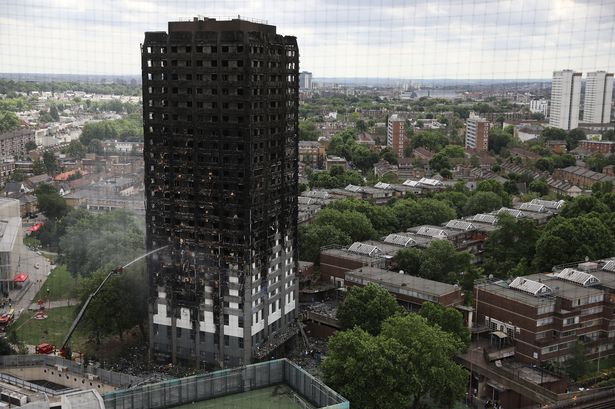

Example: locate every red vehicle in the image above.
[35,343,54,354]
[0,309,14,332]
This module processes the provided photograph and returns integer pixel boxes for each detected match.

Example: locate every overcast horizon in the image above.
[1,0,614,80]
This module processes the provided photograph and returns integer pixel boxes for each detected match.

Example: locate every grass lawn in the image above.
[34,265,78,302]
[13,306,88,351]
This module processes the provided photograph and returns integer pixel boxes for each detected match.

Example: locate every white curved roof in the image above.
[555,268,600,287]
[509,277,552,296]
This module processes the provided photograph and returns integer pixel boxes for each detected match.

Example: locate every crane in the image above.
[58,246,168,359]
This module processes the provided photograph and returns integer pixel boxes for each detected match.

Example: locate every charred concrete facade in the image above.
[142,18,299,367]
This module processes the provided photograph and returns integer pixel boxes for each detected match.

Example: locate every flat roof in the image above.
[346,266,459,298]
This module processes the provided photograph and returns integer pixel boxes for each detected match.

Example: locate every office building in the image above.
[549,70,582,130]
[465,112,491,151]
[386,114,408,159]
[299,71,312,90]
[584,71,613,124]
[142,17,299,367]
[529,99,549,118]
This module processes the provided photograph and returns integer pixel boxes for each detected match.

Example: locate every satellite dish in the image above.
[399,270,404,275]
[488,274,494,280]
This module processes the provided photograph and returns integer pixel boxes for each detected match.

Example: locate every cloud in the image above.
[0,0,614,78]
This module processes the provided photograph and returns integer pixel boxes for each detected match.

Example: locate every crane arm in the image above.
[59,246,168,355]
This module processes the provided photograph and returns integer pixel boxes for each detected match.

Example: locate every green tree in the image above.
[76,263,148,343]
[379,147,398,165]
[433,191,469,217]
[322,315,467,409]
[298,120,320,141]
[66,140,86,159]
[418,302,470,347]
[49,105,60,121]
[392,198,456,230]
[488,128,512,154]
[25,141,37,151]
[534,215,615,271]
[9,170,25,182]
[32,159,46,175]
[541,127,568,141]
[483,214,539,277]
[35,183,68,220]
[392,247,423,275]
[298,224,352,264]
[463,191,502,215]
[328,198,398,236]
[565,340,589,381]
[355,119,367,133]
[0,111,20,132]
[529,180,549,196]
[42,151,59,174]
[429,152,451,172]
[337,283,401,335]
[560,195,609,218]
[567,128,586,150]
[313,208,376,242]
[419,240,471,283]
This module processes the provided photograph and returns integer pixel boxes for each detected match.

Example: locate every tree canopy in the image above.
[35,183,69,220]
[322,314,467,409]
[337,283,401,335]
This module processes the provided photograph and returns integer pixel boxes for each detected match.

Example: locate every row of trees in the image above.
[0,79,141,96]
[323,284,469,409]
[80,113,143,145]
[299,180,513,264]
[31,185,148,344]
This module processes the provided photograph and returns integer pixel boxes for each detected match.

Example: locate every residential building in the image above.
[298,141,324,168]
[583,71,613,124]
[142,17,299,367]
[0,199,23,295]
[549,70,582,130]
[465,113,491,152]
[474,262,615,366]
[298,71,312,90]
[387,115,408,159]
[345,267,463,309]
[529,99,549,118]
[578,140,615,154]
[0,129,36,161]
[553,165,615,189]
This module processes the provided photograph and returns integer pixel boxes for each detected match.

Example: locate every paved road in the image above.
[28,299,79,311]
[4,226,56,319]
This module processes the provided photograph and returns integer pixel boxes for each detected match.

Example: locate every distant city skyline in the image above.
[1,0,614,79]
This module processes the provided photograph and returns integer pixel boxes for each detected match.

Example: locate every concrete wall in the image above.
[2,366,116,393]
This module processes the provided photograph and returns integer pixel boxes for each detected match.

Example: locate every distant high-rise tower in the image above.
[386,114,408,159]
[142,17,299,367]
[465,112,491,152]
[299,71,312,89]
[583,71,614,124]
[529,99,549,118]
[549,70,582,130]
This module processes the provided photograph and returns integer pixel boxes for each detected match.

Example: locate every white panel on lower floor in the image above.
[224,315,243,338]
[285,300,296,313]
[158,290,167,299]
[251,319,265,335]
[269,309,282,323]
[199,311,216,333]
[176,307,193,329]
[153,304,171,326]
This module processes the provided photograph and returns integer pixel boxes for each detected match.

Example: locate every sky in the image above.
[1,0,614,80]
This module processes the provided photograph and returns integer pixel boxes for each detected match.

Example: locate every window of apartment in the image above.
[537,317,553,326]
[564,316,580,326]
[224,335,229,346]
